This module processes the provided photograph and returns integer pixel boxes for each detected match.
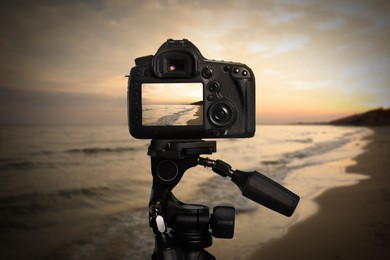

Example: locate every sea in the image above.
[142,104,202,126]
[0,125,372,259]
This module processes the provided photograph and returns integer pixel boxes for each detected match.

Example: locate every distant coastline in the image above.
[328,107,390,126]
[290,107,390,126]
[190,101,203,106]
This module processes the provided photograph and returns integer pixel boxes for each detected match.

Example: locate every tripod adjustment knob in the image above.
[211,206,235,239]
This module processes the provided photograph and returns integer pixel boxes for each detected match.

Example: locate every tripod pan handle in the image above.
[231,170,300,217]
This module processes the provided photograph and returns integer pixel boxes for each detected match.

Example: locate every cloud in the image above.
[0,86,126,125]
[266,8,305,25]
[272,35,309,55]
[324,0,390,31]
[314,17,346,31]
[252,35,309,58]
[289,80,333,90]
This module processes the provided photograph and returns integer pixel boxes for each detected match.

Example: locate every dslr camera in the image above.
[127,39,255,139]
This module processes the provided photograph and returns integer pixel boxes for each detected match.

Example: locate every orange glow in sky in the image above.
[0,0,389,124]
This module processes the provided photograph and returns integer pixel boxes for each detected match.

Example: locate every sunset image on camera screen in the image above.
[141,83,203,126]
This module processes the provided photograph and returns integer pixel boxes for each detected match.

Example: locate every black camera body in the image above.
[127,39,256,139]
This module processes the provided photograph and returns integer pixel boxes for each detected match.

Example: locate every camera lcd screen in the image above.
[142,83,203,126]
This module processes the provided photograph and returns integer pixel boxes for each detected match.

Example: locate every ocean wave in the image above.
[285,138,313,143]
[66,147,137,155]
[258,138,353,183]
[0,160,60,171]
[284,139,349,160]
[143,105,198,126]
[155,107,195,126]
[194,176,258,213]
[68,208,153,260]
[0,145,140,171]
[31,150,55,155]
[0,219,38,232]
[261,160,283,166]
[0,160,35,170]
[0,186,117,234]
[0,186,113,217]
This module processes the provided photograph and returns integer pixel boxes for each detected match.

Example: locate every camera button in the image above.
[207,95,214,101]
[215,109,227,120]
[202,67,212,78]
[208,81,220,92]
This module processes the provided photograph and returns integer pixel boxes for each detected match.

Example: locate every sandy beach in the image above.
[186,105,203,125]
[246,127,390,260]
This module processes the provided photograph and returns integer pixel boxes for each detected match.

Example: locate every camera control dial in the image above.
[208,100,236,128]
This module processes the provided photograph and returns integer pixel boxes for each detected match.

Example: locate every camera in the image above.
[127,39,256,139]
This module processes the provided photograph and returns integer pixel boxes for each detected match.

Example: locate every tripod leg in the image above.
[184,249,216,260]
[152,233,185,260]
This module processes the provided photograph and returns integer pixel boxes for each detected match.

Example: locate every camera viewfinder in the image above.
[154,51,194,78]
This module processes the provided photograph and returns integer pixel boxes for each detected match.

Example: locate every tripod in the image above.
[147,139,299,260]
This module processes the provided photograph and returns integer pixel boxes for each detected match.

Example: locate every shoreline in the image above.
[186,105,203,125]
[245,127,390,259]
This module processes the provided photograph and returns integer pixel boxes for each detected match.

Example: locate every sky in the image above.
[0,0,389,125]
[142,83,203,105]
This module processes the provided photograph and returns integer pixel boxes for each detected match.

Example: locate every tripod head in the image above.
[147,139,299,259]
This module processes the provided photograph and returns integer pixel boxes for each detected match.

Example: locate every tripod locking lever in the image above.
[150,202,167,234]
[198,157,234,177]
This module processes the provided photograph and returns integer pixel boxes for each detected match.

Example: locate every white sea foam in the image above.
[142,104,201,126]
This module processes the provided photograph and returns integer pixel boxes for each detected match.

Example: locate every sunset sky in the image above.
[142,83,203,105]
[0,0,389,124]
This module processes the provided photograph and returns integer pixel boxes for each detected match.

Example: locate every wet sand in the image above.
[245,127,390,260]
[186,106,203,125]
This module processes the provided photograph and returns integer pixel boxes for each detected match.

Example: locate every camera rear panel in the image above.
[128,39,255,139]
